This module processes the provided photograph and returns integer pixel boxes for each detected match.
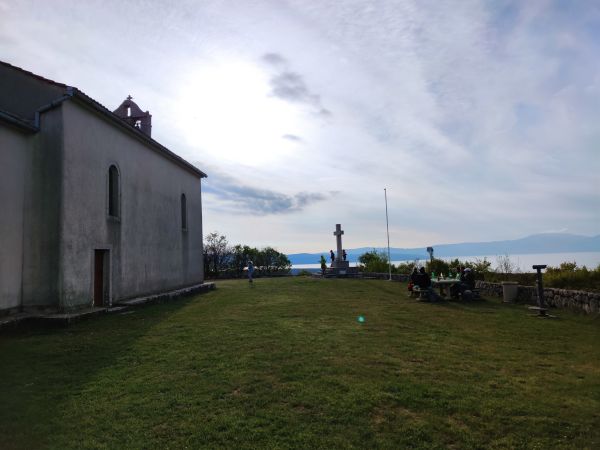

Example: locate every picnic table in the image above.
[431,278,462,297]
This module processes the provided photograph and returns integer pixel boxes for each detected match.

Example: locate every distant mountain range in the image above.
[287,233,600,265]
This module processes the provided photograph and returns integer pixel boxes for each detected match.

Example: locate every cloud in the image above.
[282,133,303,143]
[203,170,328,215]
[261,52,331,117]
[262,52,287,67]
[3,1,598,251]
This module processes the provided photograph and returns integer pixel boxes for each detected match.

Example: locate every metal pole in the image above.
[384,188,392,281]
[533,265,548,316]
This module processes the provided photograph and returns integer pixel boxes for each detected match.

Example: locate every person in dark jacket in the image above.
[408,267,419,293]
[417,267,441,301]
[410,267,420,284]
[461,268,475,290]
[417,267,431,289]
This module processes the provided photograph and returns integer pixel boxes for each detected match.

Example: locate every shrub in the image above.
[425,258,450,277]
[297,270,313,277]
[495,254,520,274]
[483,261,600,291]
[544,262,600,291]
[203,232,291,278]
[358,250,391,273]
[396,260,419,274]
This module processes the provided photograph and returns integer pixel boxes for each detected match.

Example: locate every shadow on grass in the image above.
[0,294,206,449]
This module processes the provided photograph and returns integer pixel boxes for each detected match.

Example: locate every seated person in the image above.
[450,266,464,298]
[451,267,476,299]
[462,268,475,291]
[408,267,419,292]
[416,267,439,301]
[410,267,419,283]
[417,267,431,289]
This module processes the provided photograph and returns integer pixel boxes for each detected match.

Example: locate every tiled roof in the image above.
[0,60,67,89]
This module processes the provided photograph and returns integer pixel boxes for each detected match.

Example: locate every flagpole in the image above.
[384,188,391,281]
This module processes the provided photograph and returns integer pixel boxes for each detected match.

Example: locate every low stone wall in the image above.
[476,281,600,314]
[359,272,409,282]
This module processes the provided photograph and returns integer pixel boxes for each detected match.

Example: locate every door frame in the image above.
[92,248,111,307]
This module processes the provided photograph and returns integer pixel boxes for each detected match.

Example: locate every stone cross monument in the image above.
[332,224,349,269]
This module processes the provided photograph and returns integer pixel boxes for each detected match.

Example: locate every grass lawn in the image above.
[1,277,599,449]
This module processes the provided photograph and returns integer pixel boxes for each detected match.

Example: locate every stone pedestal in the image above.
[332,260,349,269]
[501,281,518,303]
[326,265,359,277]
[326,223,358,277]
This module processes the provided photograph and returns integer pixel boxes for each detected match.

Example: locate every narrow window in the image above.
[108,165,120,218]
[181,193,187,230]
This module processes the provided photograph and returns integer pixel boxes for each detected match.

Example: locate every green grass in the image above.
[1,278,599,449]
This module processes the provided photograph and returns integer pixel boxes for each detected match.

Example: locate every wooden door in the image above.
[94,250,104,307]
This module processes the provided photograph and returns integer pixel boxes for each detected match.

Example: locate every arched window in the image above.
[108,165,120,218]
[181,193,187,230]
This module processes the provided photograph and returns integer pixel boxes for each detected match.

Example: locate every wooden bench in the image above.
[460,288,481,301]
[411,286,429,299]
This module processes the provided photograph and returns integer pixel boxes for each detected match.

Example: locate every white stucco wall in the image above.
[20,107,63,310]
[59,100,204,309]
[0,124,30,312]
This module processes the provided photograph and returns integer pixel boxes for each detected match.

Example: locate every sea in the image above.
[291,251,600,274]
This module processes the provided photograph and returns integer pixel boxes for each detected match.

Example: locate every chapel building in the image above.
[0,60,207,315]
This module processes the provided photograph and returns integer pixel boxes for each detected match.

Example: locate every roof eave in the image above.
[0,109,39,133]
[70,89,207,179]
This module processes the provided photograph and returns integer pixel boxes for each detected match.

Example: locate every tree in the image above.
[203,232,291,278]
[467,257,492,280]
[255,247,291,275]
[552,261,578,273]
[396,260,419,274]
[230,245,256,276]
[203,232,230,277]
[495,254,519,274]
[358,250,390,273]
[425,258,449,277]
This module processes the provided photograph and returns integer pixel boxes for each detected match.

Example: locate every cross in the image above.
[333,224,344,262]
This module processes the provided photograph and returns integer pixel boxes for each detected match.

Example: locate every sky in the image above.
[1,0,599,253]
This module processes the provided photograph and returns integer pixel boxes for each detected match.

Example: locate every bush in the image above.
[358,250,391,273]
[396,260,419,274]
[297,270,313,277]
[425,258,450,277]
[203,232,291,278]
[544,262,600,291]
[495,254,520,274]
[483,260,600,291]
